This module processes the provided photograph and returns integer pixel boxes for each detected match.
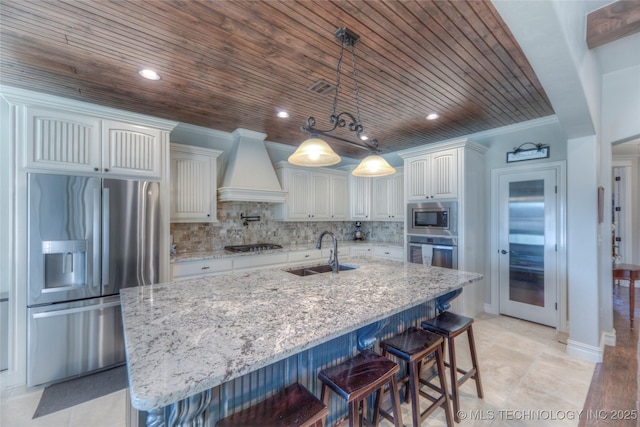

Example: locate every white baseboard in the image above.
[602,329,616,347]
[616,281,640,288]
[567,338,603,363]
[484,303,498,314]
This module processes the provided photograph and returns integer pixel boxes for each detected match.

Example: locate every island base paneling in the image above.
[134,300,436,427]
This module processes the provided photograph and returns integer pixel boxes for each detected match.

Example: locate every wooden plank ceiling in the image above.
[0,0,553,158]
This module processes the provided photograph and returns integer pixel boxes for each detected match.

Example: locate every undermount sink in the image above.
[285,264,358,276]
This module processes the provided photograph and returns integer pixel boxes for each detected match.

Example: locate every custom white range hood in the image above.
[218,129,287,203]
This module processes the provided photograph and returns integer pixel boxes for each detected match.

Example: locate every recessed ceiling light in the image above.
[426,113,440,120]
[138,69,161,80]
[276,110,290,118]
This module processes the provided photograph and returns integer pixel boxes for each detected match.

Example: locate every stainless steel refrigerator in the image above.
[27,173,160,386]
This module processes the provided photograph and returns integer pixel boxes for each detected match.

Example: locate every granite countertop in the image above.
[120,257,482,411]
[171,241,403,263]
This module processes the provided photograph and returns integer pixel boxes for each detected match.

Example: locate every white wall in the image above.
[0,95,14,373]
[493,0,609,361]
[480,118,568,304]
[0,97,12,296]
[566,135,602,361]
[602,66,640,144]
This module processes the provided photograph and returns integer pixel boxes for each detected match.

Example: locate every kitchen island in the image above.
[120,256,482,426]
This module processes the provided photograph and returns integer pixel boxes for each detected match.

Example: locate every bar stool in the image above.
[421,311,483,423]
[216,382,328,427]
[318,349,403,427]
[379,327,454,427]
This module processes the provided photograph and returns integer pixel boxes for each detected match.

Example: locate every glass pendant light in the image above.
[288,135,341,167]
[292,28,395,174]
[352,154,396,177]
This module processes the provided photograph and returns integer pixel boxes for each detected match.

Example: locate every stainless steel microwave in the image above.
[406,201,457,236]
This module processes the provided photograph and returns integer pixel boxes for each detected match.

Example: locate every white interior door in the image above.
[498,170,558,327]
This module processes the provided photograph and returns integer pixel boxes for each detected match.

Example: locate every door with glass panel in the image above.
[498,170,558,326]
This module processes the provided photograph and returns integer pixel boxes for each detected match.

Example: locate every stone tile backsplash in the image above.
[170,201,404,253]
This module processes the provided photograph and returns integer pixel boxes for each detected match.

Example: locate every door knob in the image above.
[501,249,509,254]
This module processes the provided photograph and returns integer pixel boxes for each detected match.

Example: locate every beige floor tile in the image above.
[502,382,582,427]
[0,387,71,427]
[69,390,126,427]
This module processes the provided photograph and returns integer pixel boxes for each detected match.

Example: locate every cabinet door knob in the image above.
[104,168,109,172]
[94,167,99,172]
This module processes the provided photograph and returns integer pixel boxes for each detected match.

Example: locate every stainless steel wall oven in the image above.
[407,235,458,269]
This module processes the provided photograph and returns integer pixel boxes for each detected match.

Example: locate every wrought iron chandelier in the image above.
[288,27,396,177]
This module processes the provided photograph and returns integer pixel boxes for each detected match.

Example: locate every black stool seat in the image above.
[422,311,473,336]
[216,383,328,427]
[422,311,483,423]
[318,350,403,427]
[380,327,453,427]
[382,327,442,357]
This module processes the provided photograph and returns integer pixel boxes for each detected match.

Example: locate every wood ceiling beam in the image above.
[587,0,640,49]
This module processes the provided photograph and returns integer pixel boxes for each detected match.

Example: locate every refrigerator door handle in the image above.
[102,188,110,291]
[93,186,102,291]
[31,301,121,319]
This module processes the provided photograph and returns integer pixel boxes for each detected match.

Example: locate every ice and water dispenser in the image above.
[41,240,87,290]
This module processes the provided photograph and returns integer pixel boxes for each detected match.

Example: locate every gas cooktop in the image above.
[224,243,283,253]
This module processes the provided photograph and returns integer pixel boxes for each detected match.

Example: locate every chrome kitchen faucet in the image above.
[316,231,340,273]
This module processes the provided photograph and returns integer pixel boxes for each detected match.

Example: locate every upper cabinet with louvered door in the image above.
[349,175,371,220]
[407,149,458,201]
[274,163,348,221]
[24,106,170,180]
[170,144,222,222]
[371,170,404,221]
[102,120,163,179]
[25,107,102,174]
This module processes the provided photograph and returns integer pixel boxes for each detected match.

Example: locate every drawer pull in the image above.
[201,266,210,270]
[305,255,310,258]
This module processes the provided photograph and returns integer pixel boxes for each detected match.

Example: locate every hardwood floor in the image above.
[579,282,639,427]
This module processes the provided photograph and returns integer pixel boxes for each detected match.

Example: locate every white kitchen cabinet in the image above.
[321,246,346,259]
[25,106,167,179]
[233,253,289,271]
[101,120,164,179]
[288,249,323,264]
[400,139,488,317]
[170,144,222,222]
[406,149,458,200]
[311,173,331,219]
[25,107,101,173]
[349,175,371,220]
[330,174,349,220]
[371,171,404,221]
[274,163,348,221]
[350,245,373,257]
[372,246,404,261]
[170,258,233,280]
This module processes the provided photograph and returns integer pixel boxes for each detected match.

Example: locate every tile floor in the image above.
[1,313,595,427]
